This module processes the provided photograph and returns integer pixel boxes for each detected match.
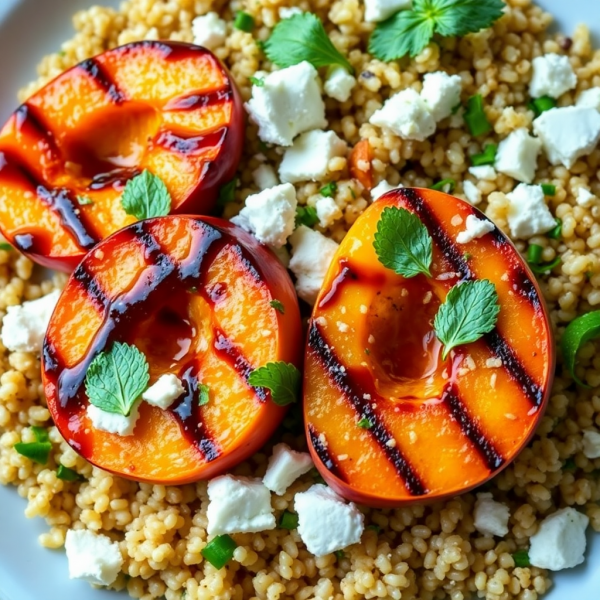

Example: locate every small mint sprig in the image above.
[121,170,171,220]
[248,361,301,406]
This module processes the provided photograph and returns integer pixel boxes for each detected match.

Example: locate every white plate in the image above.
[0,1,598,598]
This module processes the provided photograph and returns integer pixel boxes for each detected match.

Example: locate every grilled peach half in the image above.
[42,216,301,484]
[0,41,244,271]
[304,187,554,507]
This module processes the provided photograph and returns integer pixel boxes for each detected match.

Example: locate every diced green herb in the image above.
[14,441,52,464]
[366,524,381,534]
[249,76,265,87]
[470,144,497,166]
[234,11,255,32]
[31,426,49,443]
[217,178,237,207]
[541,183,556,196]
[364,348,371,355]
[434,280,500,360]
[248,362,301,406]
[335,550,345,560]
[357,417,373,429]
[431,178,456,193]
[270,299,285,314]
[512,549,530,568]
[84,342,149,416]
[296,205,319,228]
[464,94,493,137]
[0,242,12,251]
[199,384,210,406]
[57,464,85,482]
[528,95,557,117]
[463,252,472,261]
[547,218,562,240]
[258,141,269,152]
[310,467,327,485]
[561,310,600,387]
[77,195,94,206]
[563,458,577,471]
[279,510,299,530]
[201,535,237,569]
[320,181,338,198]
[529,256,561,275]
[368,0,504,61]
[121,170,171,220]
[373,206,433,279]
[264,12,353,73]
[527,244,543,265]
[451,102,462,115]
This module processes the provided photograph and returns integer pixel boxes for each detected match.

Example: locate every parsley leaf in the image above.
[264,13,353,73]
[199,383,210,406]
[373,206,433,278]
[434,280,500,360]
[357,417,373,429]
[121,170,171,220]
[320,182,338,198]
[369,0,504,62]
[560,311,600,387]
[248,361,301,406]
[85,342,150,416]
[296,205,319,228]
[270,299,285,314]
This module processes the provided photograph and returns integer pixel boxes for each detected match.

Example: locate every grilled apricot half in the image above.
[0,41,244,271]
[304,187,554,507]
[42,216,301,484]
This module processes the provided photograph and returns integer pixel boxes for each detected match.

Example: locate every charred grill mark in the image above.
[228,243,262,282]
[72,263,110,312]
[308,425,346,481]
[79,58,125,104]
[154,126,228,156]
[308,321,428,496]
[88,167,140,192]
[164,87,233,111]
[443,383,504,471]
[510,265,542,310]
[319,261,358,309]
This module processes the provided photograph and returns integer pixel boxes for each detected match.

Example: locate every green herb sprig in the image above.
[561,311,600,387]
[248,362,301,406]
[296,205,319,228]
[14,426,52,465]
[202,535,237,569]
[199,384,210,406]
[121,170,171,220]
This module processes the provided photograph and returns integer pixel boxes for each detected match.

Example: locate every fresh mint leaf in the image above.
[432,0,505,37]
[434,279,500,360]
[121,170,171,220]
[560,310,600,387]
[373,206,433,278]
[85,342,150,416]
[199,383,210,406]
[369,10,434,61]
[270,299,285,314]
[264,13,353,73]
[248,361,301,406]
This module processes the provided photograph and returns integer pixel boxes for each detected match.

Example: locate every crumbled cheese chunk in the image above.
[142,374,184,410]
[278,6,303,18]
[495,128,542,183]
[473,493,510,537]
[576,187,596,207]
[463,180,482,205]
[371,180,403,200]
[207,475,275,535]
[315,195,343,228]
[576,87,600,111]
[456,215,495,244]
[295,484,364,556]
[529,53,577,99]
[87,401,141,437]
[263,443,314,495]
[468,165,497,181]
[279,130,347,184]
[370,88,436,141]
[253,164,279,190]
[421,71,463,122]
[364,0,411,22]
[289,226,339,304]
[533,106,600,168]
[65,529,123,586]
[245,61,327,146]
[529,507,589,570]
[505,183,557,239]
[1,289,60,353]
[324,66,356,103]
[231,183,297,248]
[192,12,227,50]
[582,429,600,459]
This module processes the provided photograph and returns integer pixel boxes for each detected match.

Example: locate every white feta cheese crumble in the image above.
[529,507,589,570]
[315,195,343,228]
[462,180,482,205]
[576,87,600,111]
[278,6,303,18]
[142,374,184,410]
[473,493,510,537]
[505,184,556,239]
[192,12,227,50]
[263,443,314,495]
[1,289,60,354]
[289,226,339,304]
[370,88,436,142]
[279,130,347,184]
[253,164,279,190]
[421,71,463,122]
[295,484,364,556]
[495,128,542,183]
[533,106,600,168]
[577,187,596,207]
[364,0,411,22]
[529,53,577,99]
[87,401,141,437]
[207,475,275,535]
[456,215,495,244]
[245,61,327,146]
[371,180,403,200]
[324,66,356,103]
[582,429,600,459]
[468,165,497,181]
[231,183,297,248]
[65,529,123,586]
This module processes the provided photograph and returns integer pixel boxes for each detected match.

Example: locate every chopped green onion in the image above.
[563,457,576,471]
[217,178,237,207]
[451,102,462,115]
[249,76,264,87]
[57,464,85,482]
[512,549,530,568]
[0,242,12,251]
[234,11,255,32]
[528,95,557,117]
[470,144,497,166]
[14,442,52,465]
[464,94,492,137]
[547,218,562,240]
[463,252,472,261]
[31,426,49,443]
[279,510,299,530]
[319,181,338,198]
[541,183,556,196]
[357,417,373,429]
[201,535,237,569]
[527,244,543,265]
[529,256,561,275]
[296,205,319,228]
[335,550,345,560]
[431,179,456,193]
[270,300,285,314]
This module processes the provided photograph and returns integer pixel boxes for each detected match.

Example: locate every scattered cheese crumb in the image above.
[582,429,600,459]
[456,215,495,244]
[315,195,343,228]
[253,164,279,190]
[65,529,123,586]
[486,357,503,368]
[368,334,376,344]
[451,214,463,226]
[87,401,141,437]
[421,71,463,122]
[505,183,556,239]
[371,179,403,200]
[263,443,314,495]
[337,321,350,333]
[324,66,356,102]
[386,438,397,448]
[576,87,600,111]
[468,165,497,181]
[495,128,542,183]
[364,0,411,22]
[278,6,303,19]
[142,374,185,410]
[529,53,577,99]
[192,12,227,50]
[576,187,596,207]
[474,493,510,537]
[463,180,482,205]
[360,304,368,314]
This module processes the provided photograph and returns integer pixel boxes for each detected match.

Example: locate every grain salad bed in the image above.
[1,0,600,599]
